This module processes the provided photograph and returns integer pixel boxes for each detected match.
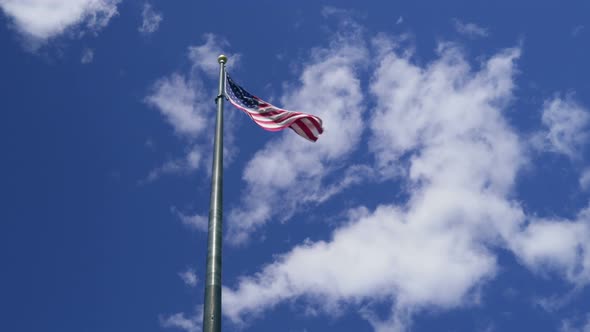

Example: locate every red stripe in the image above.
[292,119,317,141]
[289,123,315,142]
[253,112,302,124]
[307,116,324,134]
[247,114,285,131]
[262,110,282,116]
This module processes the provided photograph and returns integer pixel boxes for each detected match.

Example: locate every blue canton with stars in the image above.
[226,74,261,109]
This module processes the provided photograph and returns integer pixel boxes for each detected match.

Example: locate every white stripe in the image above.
[290,122,313,141]
[250,111,294,122]
[253,114,311,129]
[301,118,320,138]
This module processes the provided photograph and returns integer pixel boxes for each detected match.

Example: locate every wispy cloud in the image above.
[580,168,590,191]
[534,95,590,159]
[178,268,198,287]
[172,207,208,232]
[144,34,241,183]
[81,48,94,64]
[572,25,584,37]
[144,35,231,181]
[160,307,202,332]
[188,33,241,77]
[138,3,162,35]
[142,147,201,183]
[321,6,357,19]
[453,19,489,38]
[560,313,590,332]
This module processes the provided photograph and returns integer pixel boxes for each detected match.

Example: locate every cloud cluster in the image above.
[220,32,590,330]
[224,39,526,331]
[0,0,120,42]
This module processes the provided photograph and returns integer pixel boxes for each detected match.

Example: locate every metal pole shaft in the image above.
[203,54,227,332]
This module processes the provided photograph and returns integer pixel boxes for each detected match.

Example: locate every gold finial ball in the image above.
[217,54,228,64]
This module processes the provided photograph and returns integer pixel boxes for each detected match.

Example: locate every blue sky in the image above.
[1,1,590,331]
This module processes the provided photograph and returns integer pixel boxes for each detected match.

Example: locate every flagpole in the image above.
[203,54,227,332]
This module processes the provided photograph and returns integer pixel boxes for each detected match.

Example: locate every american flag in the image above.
[224,73,324,142]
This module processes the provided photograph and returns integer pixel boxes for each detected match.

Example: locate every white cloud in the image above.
[572,25,584,37]
[321,6,355,19]
[160,307,202,332]
[561,313,590,332]
[510,210,590,284]
[538,95,590,159]
[138,3,162,34]
[224,40,526,330]
[396,16,403,25]
[146,34,239,140]
[580,168,590,190]
[0,0,120,41]
[144,68,207,182]
[178,268,198,287]
[453,19,489,38]
[146,34,239,139]
[143,147,201,183]
[226,31,368,244]
[172,207,208,232]
[146,74,208,138]
[188,33,241,172]
[533,290,578,312]
[188,33,240,77]
[81,47,93,63]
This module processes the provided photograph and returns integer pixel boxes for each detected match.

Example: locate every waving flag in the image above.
[225,73,324,142]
